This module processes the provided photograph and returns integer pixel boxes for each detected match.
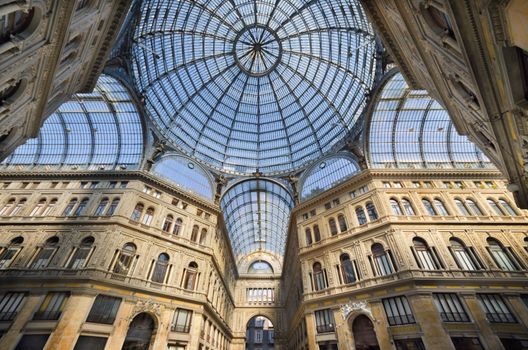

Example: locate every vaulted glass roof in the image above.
[2,75,144,170]
[220,179,294,266]
[131,0,376,175]
[367,73,494,169]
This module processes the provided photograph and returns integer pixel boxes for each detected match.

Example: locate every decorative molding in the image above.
[340,300,372,320]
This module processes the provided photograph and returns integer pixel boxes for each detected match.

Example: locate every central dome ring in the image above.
[233,24,282,77]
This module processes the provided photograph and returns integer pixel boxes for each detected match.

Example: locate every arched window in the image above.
[390,199,403,215]
[94,198,109,216]
[63,198,78,216]
[0,236,23,269]
[465,199,483,216]
[31,236,59,269]
[498,199,517,216]
[356,207,367,225]
[112,243,137,276]
[0,198,15,216]
[313,225,321,242]
[328,218,338,236]
[248,260,274,274]
[10,198,26,216]
[162,215,173,232]
[454,199,470,216]
[105,198,119,216]
[141,207,154,225]
[402,198,416,216]
[422,199,436,216]
[340,254,356,284]
[173,218,183,235]
[74,197,89,216]
[30,198,46,216]
[191,225,199,242]
[412,238,441,270]
[487,238,521,271]
[130,203,144,221]
[0,6,36,45]
[313,262,326,291]
[338,214,348,232]
[151,253,170,283]
[372,243,394,276]
[183,262,198,290]
[305,228,313,245]
[487,199,504,216]
[67,236,94,269]
[434,199,449,216]
[449,238,480,271]
[366,202,378,220]
[42,198,57,216]
[199,228,207,245]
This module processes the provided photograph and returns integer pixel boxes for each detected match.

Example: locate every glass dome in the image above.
[131,0,376,175]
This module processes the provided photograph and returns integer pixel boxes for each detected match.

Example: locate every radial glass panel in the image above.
[220,179,294,266]
[131,0,377,175]
[2,75,144,170]
[368,73,493,169]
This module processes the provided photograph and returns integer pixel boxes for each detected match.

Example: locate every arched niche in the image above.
[122,312,156,350]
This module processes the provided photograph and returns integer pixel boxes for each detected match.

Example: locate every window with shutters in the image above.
[0,236,23,269]
[94,198,108,216]
[449,238,481,271]
[151,253,169,283]
[411,237,441,270]
[314,309,334,333]
[31,236,59,269]
[356,207,367,225]
[382,296,415,325]
[105,198,119,216]
[371,243,394,276]
[0,292,26,321]
[433,293,470,322]
[477,294,516,323]
[67,237,94,269]
[33,292,69,320]
[486,238,521,271]
[112,243,136,276]
[86,295,121,324]
[312,262,326,291]
[172,308,192,332]
[339,254,356,284]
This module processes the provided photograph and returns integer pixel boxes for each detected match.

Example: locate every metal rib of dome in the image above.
[131,0,376,175]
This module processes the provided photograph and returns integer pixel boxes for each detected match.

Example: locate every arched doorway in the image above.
[246,315,274,349]
[352,315,379,350]
[122,313,155,350]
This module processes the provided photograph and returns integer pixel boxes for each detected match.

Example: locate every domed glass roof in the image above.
[131,0,376,175]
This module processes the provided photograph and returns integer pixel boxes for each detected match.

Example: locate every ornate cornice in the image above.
[0,169,220,212]
[82,0,132,92]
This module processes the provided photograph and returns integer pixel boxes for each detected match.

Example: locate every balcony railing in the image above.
[316,324,334,333]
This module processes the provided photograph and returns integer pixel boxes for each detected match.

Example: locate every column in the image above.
[304,312,318,350]
[460,294,504,349]
[369,300,394,350]
[408,294,455,350]
[0,293,42,349]
[44,293,94,350]
[104,300,136,349]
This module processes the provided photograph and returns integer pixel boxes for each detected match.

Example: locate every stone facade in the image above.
[0,169,527,349]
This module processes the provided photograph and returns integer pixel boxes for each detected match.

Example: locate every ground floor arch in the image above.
[246,315,274,349]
